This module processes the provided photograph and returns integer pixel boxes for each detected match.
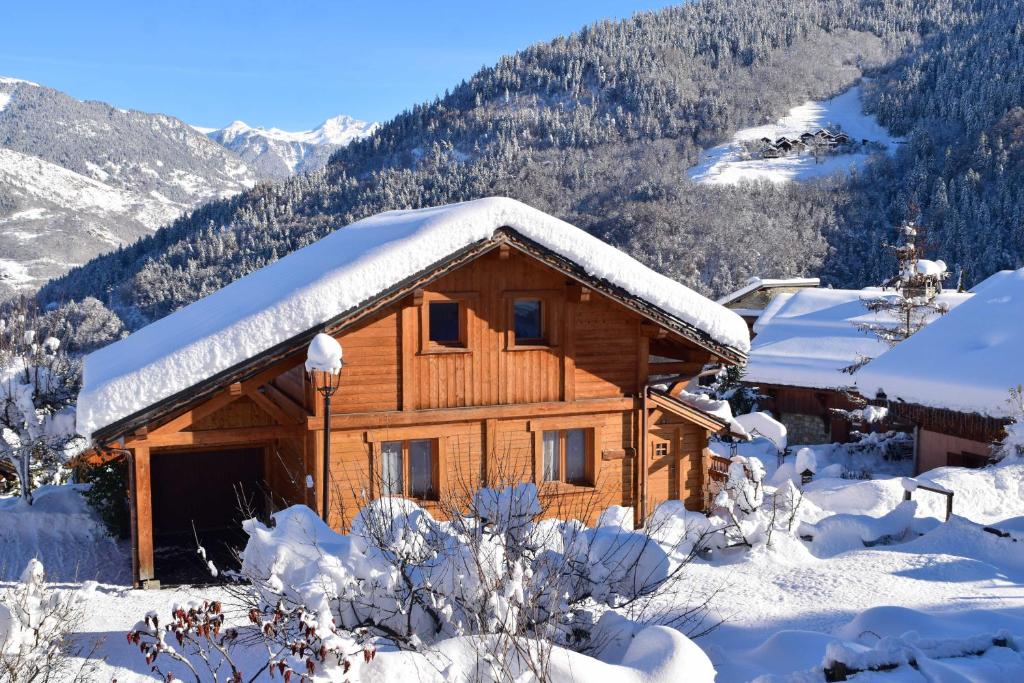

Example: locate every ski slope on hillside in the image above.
[688,85,900,185]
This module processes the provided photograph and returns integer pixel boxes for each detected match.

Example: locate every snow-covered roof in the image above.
[857,268,1024,419]
[716,276,820,306]
[77,197,749,440]
[745,287,972,391]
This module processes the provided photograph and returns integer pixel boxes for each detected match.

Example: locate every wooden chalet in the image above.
[857,269,1022,473]
[76,198,750,586]
[744,287,972,445]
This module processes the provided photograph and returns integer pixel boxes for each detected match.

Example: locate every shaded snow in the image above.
[77,197,749,439]
[687,85,900,185]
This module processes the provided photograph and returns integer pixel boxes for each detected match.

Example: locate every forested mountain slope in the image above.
[36,0,1024,347]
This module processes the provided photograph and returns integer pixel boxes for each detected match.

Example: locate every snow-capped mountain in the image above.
[0,76,257,297]
[205,115,379,179]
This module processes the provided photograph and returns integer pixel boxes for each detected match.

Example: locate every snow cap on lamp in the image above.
[305,333,343,374]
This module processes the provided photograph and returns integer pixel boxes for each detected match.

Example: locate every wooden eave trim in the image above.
[94,226,746,444]
[647,390,728,433]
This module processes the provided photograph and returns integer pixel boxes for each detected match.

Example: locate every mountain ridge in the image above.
[205,115,379,179]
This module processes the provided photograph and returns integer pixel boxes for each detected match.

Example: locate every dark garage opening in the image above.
[151,447,267,585]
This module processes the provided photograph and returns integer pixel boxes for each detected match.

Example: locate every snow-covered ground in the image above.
[687,85,900,185]
[4,451,1023,681]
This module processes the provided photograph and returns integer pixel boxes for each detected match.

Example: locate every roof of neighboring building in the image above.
[857,268,1024,419]
[76,197,750,441]
[745,287,973,391]
[716,276,821,307]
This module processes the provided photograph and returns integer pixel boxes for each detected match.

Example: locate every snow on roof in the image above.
[716,276,820,306]
[745,287,972,391]
[856,268,1024,418]
[76,197,749,440]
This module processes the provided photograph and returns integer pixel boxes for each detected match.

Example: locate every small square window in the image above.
[514,299,543,342]
[429,302,461,345]
[654,442,669,458]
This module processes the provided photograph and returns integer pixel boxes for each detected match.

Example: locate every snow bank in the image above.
[77,197,748,439]
[858,267,1024,417]
[0,485,129,583]
[364,621,715,683]
[733,412,787,450]
[746,287,971,390]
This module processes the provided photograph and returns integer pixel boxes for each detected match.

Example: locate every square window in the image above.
[654,442,669,457]
[565,429,586,483]
[380,441,403,495]
[409,439,434,498]
[542,430,560,482]
[429,302,461,345]
[514,299,543,342]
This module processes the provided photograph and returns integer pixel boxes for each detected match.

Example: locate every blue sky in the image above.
[2,1,676,130]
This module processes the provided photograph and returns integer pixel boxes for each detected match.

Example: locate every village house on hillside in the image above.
[857,269,1024,472]
[716,276,820,334]
[743,287,972,444]
[75,197,750,587]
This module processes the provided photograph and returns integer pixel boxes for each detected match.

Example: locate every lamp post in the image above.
[306,333,343,524]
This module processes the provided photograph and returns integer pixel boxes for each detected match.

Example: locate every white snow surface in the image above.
[745,287,971,390]
[0,93,10,113]
[857,267,1024,418]
[687,86,901,185]
[77,197,749,439]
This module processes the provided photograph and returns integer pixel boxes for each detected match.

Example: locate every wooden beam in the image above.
[498,243,511,260]
[228,382,243,397]
[149,389,243,436]
[648,361,704,375]
[262,383,311,420]
[311,397,638,431]
[246,386,302,426]
[132,445,154,584]
[647,391,728,433]
[131,426,303,448]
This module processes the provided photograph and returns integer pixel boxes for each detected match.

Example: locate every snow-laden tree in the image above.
[0,305,84,502]
[0,560,95,683]
[710,455,805,549]
[994,386,1024,463]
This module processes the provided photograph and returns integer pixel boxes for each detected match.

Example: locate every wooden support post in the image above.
[132,444,156,588]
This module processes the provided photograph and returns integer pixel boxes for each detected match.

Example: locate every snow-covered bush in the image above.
[709,455,805,548]
[994,386,1024,463]
[233,484,717,681]
[708,365,762,417]
[0,560,95,683]
[0,304,84,502]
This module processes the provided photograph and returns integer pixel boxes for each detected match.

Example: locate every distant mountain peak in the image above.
[204,114,378,179]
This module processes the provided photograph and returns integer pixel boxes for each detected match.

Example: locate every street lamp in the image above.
[306,333,343,524]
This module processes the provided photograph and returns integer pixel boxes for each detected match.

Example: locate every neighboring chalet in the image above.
[857,269,1024,472]
[744,287,971,444]
[716,276,820,334]
[75,197,750,586]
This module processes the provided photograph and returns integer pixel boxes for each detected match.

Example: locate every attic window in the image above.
[429,302,461,345]
[514,299,544,342]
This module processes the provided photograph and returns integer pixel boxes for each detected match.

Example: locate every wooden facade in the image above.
[98,236,741,586]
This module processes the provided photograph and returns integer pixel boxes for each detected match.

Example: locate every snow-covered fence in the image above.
[823,630,1017,681]
[901,477,954,521]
